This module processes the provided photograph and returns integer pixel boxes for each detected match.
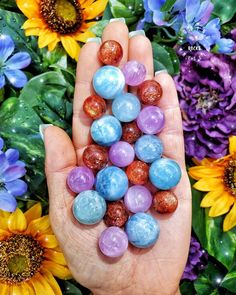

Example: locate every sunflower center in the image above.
[224,159,236,196]
[40,0,83,34]
[0,234,44,284]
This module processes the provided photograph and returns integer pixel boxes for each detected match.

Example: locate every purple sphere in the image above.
[109,141,135,167]
[137,106,165,134]
[122,60,146,86]
[124,185,152,213]
[99,226,128,257]
[67,166,95,193]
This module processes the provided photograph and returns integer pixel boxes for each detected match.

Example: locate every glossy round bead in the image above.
[99,226,128,257]
[83,95,106,119]
[124,185,152,213]
[67,166,94,193]
[93,66,125,99]
[95,166,129,201]
[104,201,129,227]
[122,121,142,144]
[153,190,178,213]
[83,144,108,170]
[91,115,122,146]
[98,40,123,65]
[125,212,160,248]
[109,141,135,167]
[126,160,149,185]
[122,60,146,86]
[149,158,182,189]
[134,135,163,163]
[137,106,165,135]
[137,79,163,105]
[112,93,141,122]
[72,190,106,225]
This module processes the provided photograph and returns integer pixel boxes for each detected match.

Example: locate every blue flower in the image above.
[0,138,27,212]
[0,35,31,89]
[213,38,235,54]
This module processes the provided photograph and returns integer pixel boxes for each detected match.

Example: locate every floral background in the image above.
[0,0,235,294]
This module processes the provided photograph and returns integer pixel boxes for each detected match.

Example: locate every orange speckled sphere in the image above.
[104,201,129,227]
[152,191,178,213]
[83,144,108,170]
[126,160,149,185]
[98,40,123,65]
[83,95,106,119]
[137,80,163,106]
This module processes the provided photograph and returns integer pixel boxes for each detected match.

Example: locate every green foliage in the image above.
[160,0,177,12]
[211,0,236,24]
[90,20,109,37]
[0,0,18,10]
[179,281,196,294]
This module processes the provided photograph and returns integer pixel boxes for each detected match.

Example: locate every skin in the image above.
[44,21,192,295]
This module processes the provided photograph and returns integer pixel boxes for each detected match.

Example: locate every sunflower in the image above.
[0,203,71,294]
[16,0,108,60]
[189,136,236,232]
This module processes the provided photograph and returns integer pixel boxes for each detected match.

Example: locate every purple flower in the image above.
[182,236,208,281]
[0,138,27,212]
[175,49,236,159]
[0,35,31,89]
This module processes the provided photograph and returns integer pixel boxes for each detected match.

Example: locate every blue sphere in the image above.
[96,166,128,201]
[93,66,125,99]
[134,135,163,163]
[149,158,182,189]
[72,190,106,225]
[91,115,122,146]
[112,93,141,122]
[125,213,160,248]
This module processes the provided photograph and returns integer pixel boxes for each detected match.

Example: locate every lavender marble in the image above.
[67,166,94,193]
[124,185,152,213]
[122,60,146,86]
[109,141,135,167]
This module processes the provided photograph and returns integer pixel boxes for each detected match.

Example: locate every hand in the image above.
[44,21,192,295]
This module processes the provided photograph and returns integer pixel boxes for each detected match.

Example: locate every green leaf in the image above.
[221,22,236,36]
[221,271,236,292]
[109,0,144,25]
[152,42,180,76]
[211,0,236,24]
[160,0,177,12]
[62,281,83,295]
[0,0,18,10]
[180,281,196,295]
[102,3,113,20]
[90,20,109,37]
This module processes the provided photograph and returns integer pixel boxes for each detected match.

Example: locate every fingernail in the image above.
[129,30,146,38]
[155,70,168,76]
[109,18,126,24]
[86,37,102,44]
[39,124,53,142]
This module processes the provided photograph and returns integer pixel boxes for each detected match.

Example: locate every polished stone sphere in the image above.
[126,160,149,185]
[112,92,141,122]
[72,190,106,225]
[83,144,108,170]
[104,201,129,227]
[91,115,122,146]
[137,106,165,135]
[83,95,106,119]
[93,66,125,99]
[95,166,129,201]
[122,60,146,86]
[149,158,182,189]
[98,40,123,65]
[134,135,163,163]
[124,185,152,213]
[99,226,128,257]
[125,212,160,248]
[152,190,178,214]
[67,166,94,193]
[137,79,163,105]
[109,141,135,167]
[122,121,142,144]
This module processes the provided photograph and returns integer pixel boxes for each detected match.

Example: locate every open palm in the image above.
[44,21,192,295]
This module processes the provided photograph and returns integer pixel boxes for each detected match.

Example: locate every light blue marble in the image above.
[149,158,182,189]
[134,135,163,163]
[72,190,106,225]
[112,92,141,122]
[125,212,160,248]
[95,166,128,201]
[93,66,125,99]
[91,115,122,146]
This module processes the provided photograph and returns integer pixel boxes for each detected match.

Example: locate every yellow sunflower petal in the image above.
[60,36,80,60]
[22,18,45,30]
[42,261,72,279]
[38,29,58,48]
[200,189,225,207]
[73,30,95,42]
[81,0,95,7]
[0,216,9,230]
[193,178,224,192]
[80,21,97,32]
[38,234,58,248]
[12,284,30,295]
[0,283,9,295]
[24,203,42,225]
[229,136,236,155]
[29,273,55,295]
[0,210,10,218]
[16,0,40,19]
[41,269,63,295]
[84,0,108,20]
[24,282,35,295]
[26,216,50,237]
[44,249,67,265]
[25,28,40,36]
[189,166,224,180]
[0,229,11,240]
[8,208,27,232]
[223,202,236,231]
[209,195,234,217]
[48,39,59,51]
